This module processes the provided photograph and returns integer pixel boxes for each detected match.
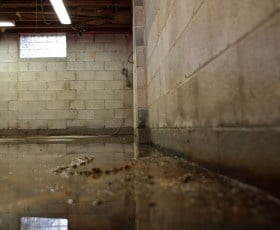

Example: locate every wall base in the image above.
[150,127,280,198]
[0,127,133,137]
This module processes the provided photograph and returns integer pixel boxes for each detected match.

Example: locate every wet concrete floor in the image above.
[0,135,280,229]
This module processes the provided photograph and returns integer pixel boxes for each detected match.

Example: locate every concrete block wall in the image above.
[133,0,148,130]
[0,33,133,132]
[145,0,280,196]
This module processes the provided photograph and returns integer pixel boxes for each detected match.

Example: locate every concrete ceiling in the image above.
[0,0,132,34]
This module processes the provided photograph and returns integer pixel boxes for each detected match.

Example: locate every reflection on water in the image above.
[21,217,68,230]
[0,135,279,230]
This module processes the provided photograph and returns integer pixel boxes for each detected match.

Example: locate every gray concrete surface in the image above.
[0,136,280,229]
[144,0,280,195]
[0,34,133,130]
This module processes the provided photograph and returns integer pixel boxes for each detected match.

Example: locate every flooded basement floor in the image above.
[0,135,279,230]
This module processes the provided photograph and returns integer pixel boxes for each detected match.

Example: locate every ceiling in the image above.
[0,0,132,34]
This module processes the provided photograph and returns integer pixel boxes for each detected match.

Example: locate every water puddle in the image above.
[0,136,279,229]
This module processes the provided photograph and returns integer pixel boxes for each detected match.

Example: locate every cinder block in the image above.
[105,119,123,128]
[36,91,56,101]
[29,120,48,129]
[66,62,84,71]
[105,61,123,71]
[125,118,133,127]
[17,111,38,120]
[85,100,104,109]
[37,110,76,120]
[196,47,242,127]
[56,90,76,100]
[95,34,115,43]
[95,52,118,61]
[28,82,48,90]
[77,34,94,43]
[135,27,145,46]
[137,67,146,88]
[17,120,29,129]
[47,62,66,71]
[76,71,94,80]
[77,110,95,119]
[105,100,123,109]
[113,71,125,80]
[76,91,94,100]
[112,90,125,100]
[0,110,17,120]
[8,120,17,129]
[85,62,104,71]
[94,109,114,119]
[67,52,76,61]
[18,62,28,72]
[68,42,85,51]
[238,14,280,125]
[208,0,275,57]
[0,72,17,81]
[8,41,18,52]
[115,109,132,119]
[123,90,133,108]
[0,82,17,90]
[0,102,9,110]
[76,52,96,62]
[86,119,105,128]
[18,91,34,101]
[136,47,145,67]
[135,6,145,27]
[47,81,65,90]
[8,63,19,72]
[0,120,8,129]
[157,0,174,32]
[48,120,66,129]
[66,120,87,128]
[47,101,66,110]
[0,91,17,101]
[85,43,104,52]
[70,100,85,109]
[0,63,9,72]
[69,81,85,90]
[138,88,147,108]
[0,52,18,63]
[9,101,46,111]
[38,72,57,81]
[105,81,125,89]
[86,81,105,90]
[28,62,46,71]
[177,77,199,127]
[104,43,124,52]
[164,91,178,127]
[18,72,37,81]
[94,71,114,80]
[56,72,75,80]
[94,89,114,100]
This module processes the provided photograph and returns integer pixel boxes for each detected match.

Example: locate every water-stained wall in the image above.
[0,34,133,134]
[145,0,280,196]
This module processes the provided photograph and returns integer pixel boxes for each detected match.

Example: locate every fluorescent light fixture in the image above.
[0,21,15,27]
[50,0,71,24]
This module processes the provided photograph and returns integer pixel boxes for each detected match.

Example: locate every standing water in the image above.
[0,135,279,229]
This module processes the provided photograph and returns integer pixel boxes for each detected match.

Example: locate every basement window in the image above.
[20,217,68,230]
[20,34,67,58]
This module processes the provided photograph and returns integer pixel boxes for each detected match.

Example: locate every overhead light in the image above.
[0,21,15,27]
[50,0,71,25]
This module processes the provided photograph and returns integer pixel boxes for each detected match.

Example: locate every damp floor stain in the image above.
[0,135,279,229]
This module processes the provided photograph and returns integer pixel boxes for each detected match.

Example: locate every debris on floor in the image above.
[0,137,279,229]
